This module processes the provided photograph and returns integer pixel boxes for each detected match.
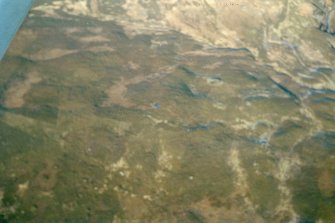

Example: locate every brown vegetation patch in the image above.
[32,161,58,191]
[318,169,335,197]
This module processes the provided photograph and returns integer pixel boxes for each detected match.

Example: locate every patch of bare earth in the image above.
[102,76,146,108]
[3,71,42,109]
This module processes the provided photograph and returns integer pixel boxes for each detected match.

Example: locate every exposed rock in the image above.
[30,0,335,90]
